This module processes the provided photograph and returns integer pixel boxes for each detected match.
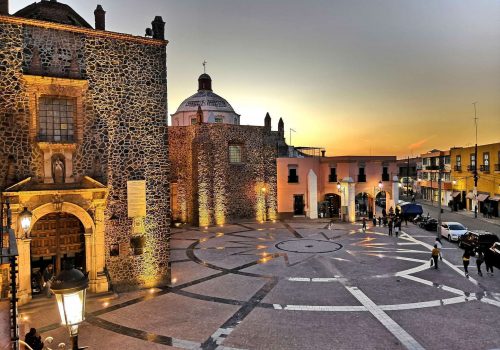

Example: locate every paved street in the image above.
[12,219,500,350]
[416,200,500,232]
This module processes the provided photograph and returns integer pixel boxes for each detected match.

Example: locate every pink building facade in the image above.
[277,155,399,221]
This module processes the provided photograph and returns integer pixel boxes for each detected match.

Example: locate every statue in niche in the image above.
[52,155,65,184]
[91,155,103,179]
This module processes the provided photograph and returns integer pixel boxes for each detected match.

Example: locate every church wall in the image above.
[169,124,280,225]
[0,19,170,291]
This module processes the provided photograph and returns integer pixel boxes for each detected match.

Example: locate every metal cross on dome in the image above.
[203,60,207,73]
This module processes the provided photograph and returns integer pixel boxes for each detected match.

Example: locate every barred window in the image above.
[38,97,75,142]
[229,145,242,163]
[214,116,224,123]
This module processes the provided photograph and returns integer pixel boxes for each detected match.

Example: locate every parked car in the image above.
[422,218,438,231]
[458,230,499,251]
[440,222,467,241]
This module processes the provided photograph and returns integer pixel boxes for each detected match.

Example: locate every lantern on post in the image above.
[51,265,89,350]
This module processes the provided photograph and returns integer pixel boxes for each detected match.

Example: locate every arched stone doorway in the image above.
[324,193,341,218]
[30,212,86,296]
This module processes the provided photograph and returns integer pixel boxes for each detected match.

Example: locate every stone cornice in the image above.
[23,74,89,87]
[0,14,168,47]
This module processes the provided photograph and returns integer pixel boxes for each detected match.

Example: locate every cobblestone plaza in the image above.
[16,218,500,349]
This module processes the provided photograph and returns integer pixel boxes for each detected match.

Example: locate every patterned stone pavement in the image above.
[12,219,500,349]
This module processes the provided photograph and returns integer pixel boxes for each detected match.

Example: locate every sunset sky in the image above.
[12,0,500,157]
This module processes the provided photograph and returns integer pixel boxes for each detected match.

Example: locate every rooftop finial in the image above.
[203,60,207,74]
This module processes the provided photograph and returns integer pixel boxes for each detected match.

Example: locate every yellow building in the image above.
[450,142,500,217]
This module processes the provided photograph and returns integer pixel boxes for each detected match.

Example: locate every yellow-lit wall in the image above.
[450,142,500,209]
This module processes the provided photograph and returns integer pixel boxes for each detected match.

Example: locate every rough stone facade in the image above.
[0,13,170,293]
[169,121,286,226]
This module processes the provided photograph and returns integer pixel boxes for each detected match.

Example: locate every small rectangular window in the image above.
[328,168,337,182]
[288,168,299,183]
[191,118,197,125]
[229,145,242,163]
[358,167,366,182]
[215,116,223,123]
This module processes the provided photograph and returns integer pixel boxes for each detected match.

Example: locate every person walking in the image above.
[394,222,400,237]
[378,216,382,227]
[388,220,393,236]
[485,244,495,276]
[434,238,443,260]
[362,217,367,232]
[42,264,54,298]
[463,250,471,278]
[372,217,377,227]
[476,249,485,277]
[431,244,440,269]
[25,328,44,350]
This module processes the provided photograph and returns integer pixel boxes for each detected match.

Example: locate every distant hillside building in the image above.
[0,0,170,301]
[169,74,287,226]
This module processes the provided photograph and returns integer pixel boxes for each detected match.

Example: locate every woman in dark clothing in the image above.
[463,250,472,278]
[484,244,495,276]
[476,250,485,277]
[25,328,44,350]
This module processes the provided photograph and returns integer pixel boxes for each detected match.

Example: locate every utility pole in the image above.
[437,155,443,238]
[406,156,410,197]
[473,102,478,218]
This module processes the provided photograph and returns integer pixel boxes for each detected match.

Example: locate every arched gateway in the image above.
[2,177,108,304]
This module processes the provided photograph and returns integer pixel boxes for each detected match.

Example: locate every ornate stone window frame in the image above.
[23,75,88,183]
[24,75,87,144]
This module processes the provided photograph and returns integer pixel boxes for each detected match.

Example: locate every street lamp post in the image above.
[437,156,443,238]
[51,265,89,350]
[261,187,267,222]
[473,101,479,218]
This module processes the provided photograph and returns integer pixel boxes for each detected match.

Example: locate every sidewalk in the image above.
[417,199,500,227]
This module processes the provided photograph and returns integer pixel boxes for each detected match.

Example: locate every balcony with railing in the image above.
[480,164,490,173]
[426,165,440,170]
[467,165,476,172]
[495,164,500,172]
[453,165,462,172]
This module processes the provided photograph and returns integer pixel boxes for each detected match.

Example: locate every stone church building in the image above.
[0,0,170,301]
[169,73,288,226]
